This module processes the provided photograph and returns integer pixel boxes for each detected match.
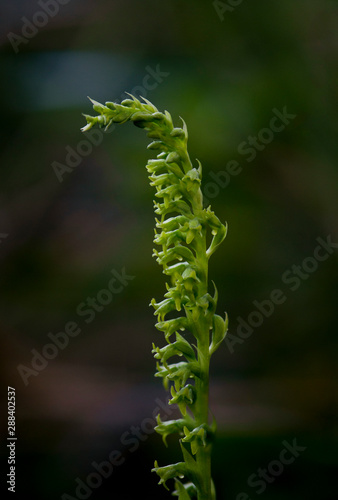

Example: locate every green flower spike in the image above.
[82,94,228,500]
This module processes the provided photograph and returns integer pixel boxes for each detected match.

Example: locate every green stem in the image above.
[195,226,212,500]
[195,361,211,499]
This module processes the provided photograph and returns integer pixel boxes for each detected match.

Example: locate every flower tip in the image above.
[80,122,93,133]
[125,92,137,101]
[87,96,106,112]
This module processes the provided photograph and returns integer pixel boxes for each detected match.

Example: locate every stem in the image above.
[195,359,211,499]
[195,222,212,499]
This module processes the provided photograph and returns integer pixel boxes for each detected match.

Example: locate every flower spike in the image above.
[82,95,228,499]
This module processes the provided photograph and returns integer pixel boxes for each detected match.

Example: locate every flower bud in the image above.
[170,127,186,139]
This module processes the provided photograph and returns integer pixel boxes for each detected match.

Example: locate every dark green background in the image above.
[1,1,337,498]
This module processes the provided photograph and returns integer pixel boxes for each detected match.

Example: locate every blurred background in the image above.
[1,0,337,498]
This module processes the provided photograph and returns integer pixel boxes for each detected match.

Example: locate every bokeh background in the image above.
[1,1,338,498]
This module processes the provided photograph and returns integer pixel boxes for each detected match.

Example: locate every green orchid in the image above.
[82,94,228,499]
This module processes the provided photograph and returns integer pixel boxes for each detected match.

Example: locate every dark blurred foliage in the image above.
[0,1,337,499]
